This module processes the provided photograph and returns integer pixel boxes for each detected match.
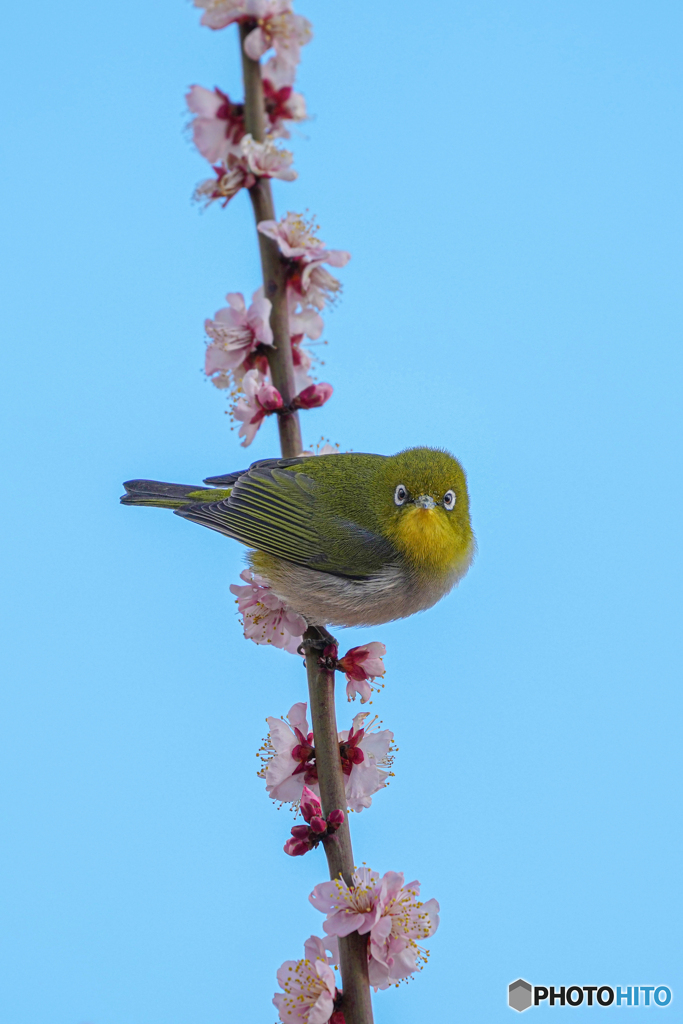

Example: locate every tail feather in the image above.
[120,479,232,509]
[202,471,244,486]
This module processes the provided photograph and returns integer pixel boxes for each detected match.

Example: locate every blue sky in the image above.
[1,1,681,1021]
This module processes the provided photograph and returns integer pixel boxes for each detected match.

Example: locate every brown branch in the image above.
[239,23,302,459]
[304,626,374,1024]
[238,24,373,1024]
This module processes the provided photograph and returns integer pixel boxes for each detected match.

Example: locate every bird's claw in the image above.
[302,625,338,651]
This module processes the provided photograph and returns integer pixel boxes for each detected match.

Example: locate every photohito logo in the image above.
[508,980,673,1011]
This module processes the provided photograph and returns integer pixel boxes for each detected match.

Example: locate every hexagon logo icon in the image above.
[509,978,533,1012]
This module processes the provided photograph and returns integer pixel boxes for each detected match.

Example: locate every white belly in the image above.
[249,555,468,628]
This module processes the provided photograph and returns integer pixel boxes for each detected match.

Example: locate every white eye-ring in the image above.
[443,489,456,511]
[394,484,408,506]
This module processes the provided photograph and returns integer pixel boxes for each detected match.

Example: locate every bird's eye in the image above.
[394,484,408,506]
[443,489,456,511]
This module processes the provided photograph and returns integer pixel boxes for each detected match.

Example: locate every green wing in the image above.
[202,456,306,486]
[175,458,396,578]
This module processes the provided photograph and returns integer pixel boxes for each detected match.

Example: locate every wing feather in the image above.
[176,458,399,578]
[175,466,322,564]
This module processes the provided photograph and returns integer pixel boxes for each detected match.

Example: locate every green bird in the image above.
[121,447,475,628]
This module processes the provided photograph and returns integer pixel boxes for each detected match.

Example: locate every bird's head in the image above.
[373,447,475,578]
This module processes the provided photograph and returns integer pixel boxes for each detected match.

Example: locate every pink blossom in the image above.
[340,712,394,812]
[287,288,322,392]
[309,866,387,937]
[242,1,313,73]
[291,341,314,393]
[337,643,386,704]
[262,53,298,90]
[366,878,440,990]
[310,869,440,992]
[273,934,340,1024]
[260,706,394,812]
[262,702,314,802]
[258,211,335,260]
[289,300,324,344]
[193,137,295,209]
[230,569,306,652]
[240,134,297,181]
[194,0,313,73]
[193,157,254,208]
[298,261,348,311]
[205,288,273,383]
[258,213,350,309]
[193,0,246,30]
[186,85,245,163]
[231,368,283,446]
[288,286,323,342]
[263,64,307,136]
[187,77,304,160]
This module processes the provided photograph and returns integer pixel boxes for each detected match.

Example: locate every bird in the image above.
[121,447,475,628]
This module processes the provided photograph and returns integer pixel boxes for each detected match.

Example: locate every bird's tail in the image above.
[120,479,233,509]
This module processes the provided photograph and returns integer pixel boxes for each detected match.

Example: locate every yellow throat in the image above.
[389,505,470,578]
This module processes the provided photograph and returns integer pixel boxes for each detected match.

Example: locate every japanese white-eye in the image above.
[121,447,475,627]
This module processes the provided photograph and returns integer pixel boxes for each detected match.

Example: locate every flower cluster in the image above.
[259,211,351,312]
[284,785,344,856]
[231,368,285,446]
[310,867,440,991]
[187,79,304,166]
[194,0,313,82]
[273,935,344,1024]
[204,288,272,387]
[203,216,343,444]
[189,0,310,205]
[192,133,297,209]
[258,703,394,813]
[189,2,344,444]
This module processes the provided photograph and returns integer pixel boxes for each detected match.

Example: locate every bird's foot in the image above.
[300,624,338,654]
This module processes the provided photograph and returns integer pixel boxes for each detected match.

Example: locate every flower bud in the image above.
[283,835,312,857]
[300,784,323,823]
[293,382,333,410]
[326,808,344,830]
[257,383,284,412]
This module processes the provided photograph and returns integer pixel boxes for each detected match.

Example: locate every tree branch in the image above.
[304,626,374,1024]
[239,24,302,459]
[238,24,372,1023]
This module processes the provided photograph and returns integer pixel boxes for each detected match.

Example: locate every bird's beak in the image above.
[414,494,436,510]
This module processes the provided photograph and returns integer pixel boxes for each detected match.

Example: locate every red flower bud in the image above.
[292,382,333,410]
[284,834,313,856]
[326,808,345,830]
[257,384,284,412]
[300,785,322,822]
